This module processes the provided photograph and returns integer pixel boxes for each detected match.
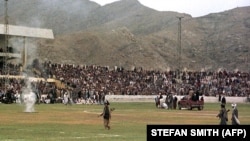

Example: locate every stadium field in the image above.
[0,102,249,141]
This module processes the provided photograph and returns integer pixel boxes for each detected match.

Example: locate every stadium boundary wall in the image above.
[105,95,249,103]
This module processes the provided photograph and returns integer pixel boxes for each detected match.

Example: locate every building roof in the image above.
[0,52,21,58]
[0,24,54,39]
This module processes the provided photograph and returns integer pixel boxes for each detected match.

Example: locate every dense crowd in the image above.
[0,61,249,104]
[41,61,250,96]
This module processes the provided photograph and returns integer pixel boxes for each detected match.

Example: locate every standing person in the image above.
[173,95,178,110]
[98,100,114,130]
[216,104,230,125]
[63,88,71,105]
[218,94,222,102]
[231,103,240,125]
[168,94,173,110]
[221,95,226,106]
[155,93,162,108]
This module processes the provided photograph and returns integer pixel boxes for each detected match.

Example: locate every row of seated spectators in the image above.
[0,61,250,98]
[0,63,22,76]
[41,61,250,97]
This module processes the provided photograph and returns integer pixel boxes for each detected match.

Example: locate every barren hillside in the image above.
[0,0,249,72]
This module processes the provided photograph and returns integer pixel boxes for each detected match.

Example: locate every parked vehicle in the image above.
[178,95,204,110]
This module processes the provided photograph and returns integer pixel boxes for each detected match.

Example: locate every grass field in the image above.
[0,102,250,141]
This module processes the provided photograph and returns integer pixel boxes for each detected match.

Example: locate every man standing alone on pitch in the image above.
[98,100,112,130]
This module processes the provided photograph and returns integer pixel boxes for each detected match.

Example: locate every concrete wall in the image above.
[105,95,249,104]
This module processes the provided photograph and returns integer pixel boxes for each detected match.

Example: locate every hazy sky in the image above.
[91,0,250,17]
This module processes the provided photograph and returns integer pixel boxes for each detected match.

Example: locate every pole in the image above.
[3,0,9,91]
[23,37,27,70]
[4,0,9,66]
[177,16,183,80]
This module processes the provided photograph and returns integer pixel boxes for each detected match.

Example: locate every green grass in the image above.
[0,102,249,141]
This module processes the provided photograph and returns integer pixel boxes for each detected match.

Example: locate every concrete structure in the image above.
[0,52,21,58]
[0,24,54,68]
[105,95,249,103]
[0,24,54,39]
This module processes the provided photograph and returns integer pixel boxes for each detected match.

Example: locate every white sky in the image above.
[90,0,250,17]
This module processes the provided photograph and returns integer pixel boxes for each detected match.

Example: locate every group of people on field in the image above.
[155,92,178,109]
[216,95,240,125]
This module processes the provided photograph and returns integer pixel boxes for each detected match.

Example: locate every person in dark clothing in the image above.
[218,94,221,102]
[216,104,229,125]
[168,94,173,109]
[173,96,178,109]
[221,95,226,106]
[98,100,114,130]
[155,93,163,108]
[195,90,201,101]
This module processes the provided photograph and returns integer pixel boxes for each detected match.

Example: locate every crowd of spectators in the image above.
[0,61,249,104]
[41,61,250,96]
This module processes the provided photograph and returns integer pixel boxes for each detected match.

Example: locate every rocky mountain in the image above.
[0,0,249,72]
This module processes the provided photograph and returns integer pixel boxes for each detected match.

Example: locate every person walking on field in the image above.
[98,100,114,130]
[216,104,229,125]
[231,103,240,125]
